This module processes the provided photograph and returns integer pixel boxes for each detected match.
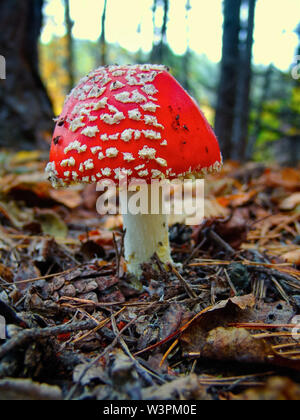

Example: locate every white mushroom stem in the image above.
[120,185,173,278]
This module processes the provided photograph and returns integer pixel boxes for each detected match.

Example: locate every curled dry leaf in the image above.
[202,327,270,364]
[142,374,211,400]
[279,192,300,211]
[282,249,300,265]
[49,188,83,209]
[214,208,250,249]
[258,168,300,192]
[0,263,13,283]
[229,377,300,401]
[35,209,68,239]
[216,190,257,208]
[180,294,255,354]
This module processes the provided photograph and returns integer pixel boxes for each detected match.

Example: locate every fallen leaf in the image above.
[181,295,255,354]
[280,192,300,210]
[202,327,270,363]
[259,168,300,192]
[216,190,257,208]
[142,374,211,400]
[0,263,13,282]
[35,210,68,239]
[214,208,250,249]
[229,377,300,400]
[49,189,83,209]
[282,249,300,264]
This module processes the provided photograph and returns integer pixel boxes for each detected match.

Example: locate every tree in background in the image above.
[215,0,242,160]
[181,0,192,93]
[232,0,256,160]
[246,64,273,159]
[0,0,53,149]
[150,0,169,64]
[99,0,108,66]
[64,0,75,91]
[215,0,257,161]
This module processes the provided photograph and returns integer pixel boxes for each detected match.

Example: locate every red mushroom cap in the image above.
[46,64,222,188]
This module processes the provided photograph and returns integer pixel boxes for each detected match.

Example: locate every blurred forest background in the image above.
[0,0,299,164]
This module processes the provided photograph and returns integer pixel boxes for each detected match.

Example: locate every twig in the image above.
[230,322,300,329]
[171,265,198,299]
[111,314,161,386]
[183,237,207,266]
[224,268,238,296]
[0,320,97,360]
[65,301,161,400]
[208,230,235,256]
[71,307,126,345]
[12,267,77,285]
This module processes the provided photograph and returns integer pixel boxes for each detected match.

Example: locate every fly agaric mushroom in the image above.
[46,64,222,277]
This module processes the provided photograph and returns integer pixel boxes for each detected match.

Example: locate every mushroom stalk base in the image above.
[121,189,173,278]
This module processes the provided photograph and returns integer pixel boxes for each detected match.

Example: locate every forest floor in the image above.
[0,150,300,400]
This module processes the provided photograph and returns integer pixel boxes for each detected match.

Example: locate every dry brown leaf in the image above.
[216,190,257,208]
[181,294,255,354]
[49,189,83,209]
[202,327,270,364]
[280,192,300,210]
[229,377,300,400]
[214,207,250,249]
[282,249,300,264]
[0,263,13,282]
[259,168,300,192]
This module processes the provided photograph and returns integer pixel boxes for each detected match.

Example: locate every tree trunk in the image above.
[246,65,273,160]
[232,0,256,161]
[99,0,108,66]
[181,0,192,93]
[0,0,54,149]
[64,0,75,91]
[214,0,242,160]
[150,0,169,63]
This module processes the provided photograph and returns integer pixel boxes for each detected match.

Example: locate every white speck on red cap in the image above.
[123,153,135,162]
[69,117,85,132]
[102,168,112,176]
[61,157,76,167]
[88,86,106,98]
[156,158,168,167]
[115,90,147,104]
[83,159,94,170]
[110,81,125,91]
[106,148,119,158]
[128,109,142,121]
[121,129,135,142]
[81,126,100,137]
[141,102,160,113]
[138,146,157,160]
[64,141,87,154]
[91,146,102,154]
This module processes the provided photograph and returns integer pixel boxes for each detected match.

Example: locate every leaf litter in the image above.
[0,152,300,400]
